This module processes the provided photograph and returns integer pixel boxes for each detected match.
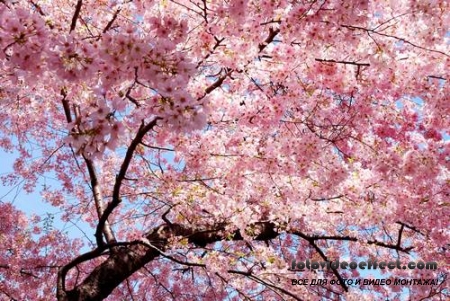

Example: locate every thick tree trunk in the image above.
[57,222,278,301]
[59,246,158,301]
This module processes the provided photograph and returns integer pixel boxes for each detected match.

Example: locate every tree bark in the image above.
[57,222,277,301]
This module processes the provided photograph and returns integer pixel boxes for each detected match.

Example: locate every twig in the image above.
[69,0,83,33]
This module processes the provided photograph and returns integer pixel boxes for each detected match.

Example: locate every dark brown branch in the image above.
[427,75,446,80]
[69,0,83,33]
[30,0,46,16]
[310,235,357,241]
[258,27,280,53]
[250,77,265,92]
[376,222,419,254]
[396,224,404,250]
[260,20,281,26]
[204,71,231,94]
[102,8,121,33]
[161,207,172,225]
[367,240,414,253]
[198,69,233,101]
[311,194,345,202]
[125,93,140,107]
[396,221,424,235]
[196,36,225,69]
[95,117,161,247]
[315,58,370,66]
[198,26,280,101]
[200,0,208,24]
[19,269,39,279]
[125,279,136,301]
[60,88,72,123]
[291,231,353,292]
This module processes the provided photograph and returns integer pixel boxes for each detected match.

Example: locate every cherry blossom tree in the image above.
[0,0,449,300]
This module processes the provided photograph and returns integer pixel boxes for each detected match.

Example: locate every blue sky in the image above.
[0,148,94,245]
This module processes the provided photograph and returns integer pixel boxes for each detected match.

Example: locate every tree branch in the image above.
[102,8,121,34]
[95,117,161,247]
[315,58,370,66]
[228,269,304,301]
[58,221,372,300]
[82,153,116,245]
[60,89,115,246]
[29,0,46,16]
[69,0,83,33]
[258,27,280,53]
[396,221,424,236]
[60,88,72,123]
[197,69,233,101]
[367,240,414,253]
[196,36,225,69]
[341,24,450,58]
[291,231,353,292]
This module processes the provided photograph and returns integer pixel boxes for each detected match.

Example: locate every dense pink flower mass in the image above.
[0,0,449,300]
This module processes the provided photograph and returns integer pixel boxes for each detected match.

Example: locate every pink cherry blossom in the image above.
[0,0,448,300]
